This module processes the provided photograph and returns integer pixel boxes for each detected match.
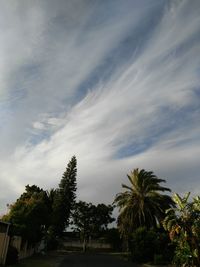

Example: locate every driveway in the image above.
[59,252,140,267]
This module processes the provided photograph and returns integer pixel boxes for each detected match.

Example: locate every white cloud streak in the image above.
[0,0,200,214]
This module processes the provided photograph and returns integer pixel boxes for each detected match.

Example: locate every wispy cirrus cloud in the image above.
[0,0,200,213]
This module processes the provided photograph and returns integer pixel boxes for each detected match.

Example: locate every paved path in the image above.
[59,252,139,267]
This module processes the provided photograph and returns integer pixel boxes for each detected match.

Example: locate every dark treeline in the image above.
[114,168,200,266]
[2,156,115,252]
[2,159,200,266]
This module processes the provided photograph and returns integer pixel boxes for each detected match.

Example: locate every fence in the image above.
[0,222,10,265]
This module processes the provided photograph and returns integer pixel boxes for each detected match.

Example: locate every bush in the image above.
[46,236,58,250]
[5,245,18,265]
[130,227,157,263]
[104,228,122,251]
[155,231,174,263]
[154,254,164,265]
[130,227,174,264]
[173,240,193,267]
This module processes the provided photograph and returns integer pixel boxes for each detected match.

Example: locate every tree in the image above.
[50,156,77,236]
[2,185,49,244]
[95,203,115,232]
[163,192,200,266]
[71,201,114,251]
[104,228,122,251]
[114,168,174,239]
[43,188,59,249]
[46,188,57,216]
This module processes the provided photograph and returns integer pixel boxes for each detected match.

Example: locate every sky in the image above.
[0,0,200,215]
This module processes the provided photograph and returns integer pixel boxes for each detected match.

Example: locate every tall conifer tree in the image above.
[51,155,77,236]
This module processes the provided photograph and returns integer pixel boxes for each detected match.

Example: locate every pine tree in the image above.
[51,155,77,236]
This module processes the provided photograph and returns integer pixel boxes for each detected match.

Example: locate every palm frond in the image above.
[114,168,173,235]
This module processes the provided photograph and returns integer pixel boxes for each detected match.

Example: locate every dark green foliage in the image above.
[46,234,59,250]
[50,156,77,236]
[104,228,122,251]
[45,189,59,249]
[59,155,77,206]
[114,168,174,239]
[5,245,18,265]
[155,231,174,263]
[71,201,114,251]
[92,203,115,233]
[46,188,57,215]
[72,201,114,236]
[153,254,164,265]
[18,185,45,201]
[130,227,173,264]
[173,241,193,267]
[2,156,77,249]
[71,201,93,249]
[131,227,157,263]
[163,192,200,266]
[3,185,49,244]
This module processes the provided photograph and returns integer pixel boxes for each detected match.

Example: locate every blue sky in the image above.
[0,0,200,214]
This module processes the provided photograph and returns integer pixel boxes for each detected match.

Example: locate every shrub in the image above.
[46,236,58,250]
[173,240,193,267]
[154,254,164,265]
[130,227,174,264]
[104,228,122,251]
[155,231,174,263]
[130,227,157,263]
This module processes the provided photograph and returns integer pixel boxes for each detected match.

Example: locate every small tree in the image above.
[71,201,114,251]
[163,192,200,266]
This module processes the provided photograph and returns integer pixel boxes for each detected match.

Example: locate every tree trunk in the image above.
[83,238,87,252]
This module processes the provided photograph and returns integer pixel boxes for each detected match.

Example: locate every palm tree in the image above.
[114,168,174,236]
